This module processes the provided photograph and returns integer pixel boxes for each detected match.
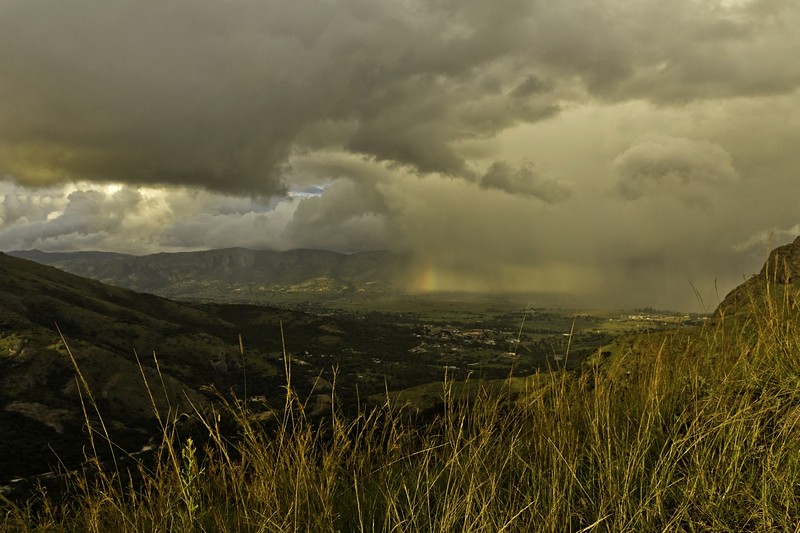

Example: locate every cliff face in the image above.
[717,236,800,316]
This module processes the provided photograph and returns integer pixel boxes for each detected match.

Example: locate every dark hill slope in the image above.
[0,252,276,481]
[0,253,418,483]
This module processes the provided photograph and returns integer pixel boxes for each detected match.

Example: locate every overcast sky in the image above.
[1,0,799,311]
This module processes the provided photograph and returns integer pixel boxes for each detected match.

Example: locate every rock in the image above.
[717,236,800,316]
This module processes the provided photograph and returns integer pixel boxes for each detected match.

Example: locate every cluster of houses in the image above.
[408,325,517,356]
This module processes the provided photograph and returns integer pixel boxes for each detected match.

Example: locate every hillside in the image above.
[8,248,409,305]
[0,253,419,483]
[717,235,800,316]
[6,255,800,530]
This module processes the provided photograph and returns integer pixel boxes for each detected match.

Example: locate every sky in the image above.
[1,0,799,311]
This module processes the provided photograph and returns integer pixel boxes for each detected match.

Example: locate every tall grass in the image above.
[4,285,800,531]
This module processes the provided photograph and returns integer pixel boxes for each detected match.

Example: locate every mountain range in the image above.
[8,248,409,306]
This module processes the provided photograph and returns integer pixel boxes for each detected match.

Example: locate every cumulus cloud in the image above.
[0,184,160,252]
[612,137,739,205]
[0,183,284,253]
[0,187,64,226]
[161,203,297,251]
[0,180,389,255]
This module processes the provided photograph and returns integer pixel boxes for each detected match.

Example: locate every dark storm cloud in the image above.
[1,0,799,310]
[526,0,800,103]
[479,161,571,202]
[2,0,796,195]
[285,179,389,252]
[0,0,535,192]
[509,76,555,100]
[612,137,739,204]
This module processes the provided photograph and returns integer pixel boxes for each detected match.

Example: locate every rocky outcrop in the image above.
[717,236,800,316]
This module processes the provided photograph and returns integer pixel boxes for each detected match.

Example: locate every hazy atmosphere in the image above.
[1,0,799,311]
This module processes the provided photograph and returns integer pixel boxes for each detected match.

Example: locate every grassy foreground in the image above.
[4,294,800,531]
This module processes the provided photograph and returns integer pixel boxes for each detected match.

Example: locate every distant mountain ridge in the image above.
[8,248,410,304]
